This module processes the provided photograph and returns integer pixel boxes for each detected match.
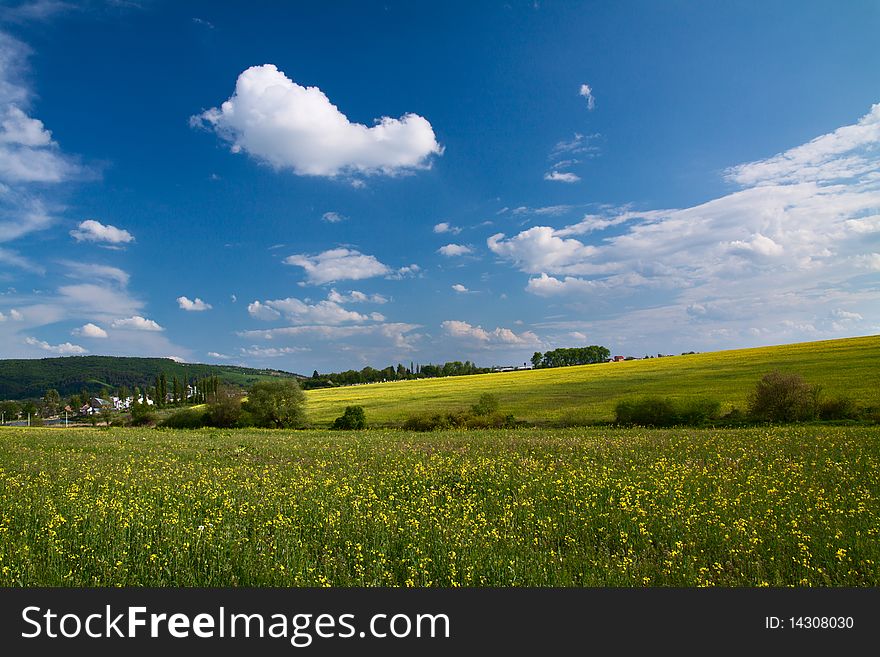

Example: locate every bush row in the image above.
[614,371,874,427]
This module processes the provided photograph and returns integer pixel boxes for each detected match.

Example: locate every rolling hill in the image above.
[305,335,880,426]
[0,356,302,400]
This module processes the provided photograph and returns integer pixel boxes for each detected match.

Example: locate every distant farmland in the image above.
[305,335,880,426]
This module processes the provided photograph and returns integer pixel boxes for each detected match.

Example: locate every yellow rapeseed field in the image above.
[304,334,880,426]
[0,425,877,586]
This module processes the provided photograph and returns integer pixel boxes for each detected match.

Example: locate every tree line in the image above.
[530,346,611,369]
[301,360,491,389]
[0,355,297,400]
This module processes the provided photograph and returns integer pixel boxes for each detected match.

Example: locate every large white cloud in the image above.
[0,32,81,263]
[0,100,77,183]
[284,248,390,285]
[192,64,442,178]
[726,103,880,186]
[490,102,880,350]
[488,226,599,274]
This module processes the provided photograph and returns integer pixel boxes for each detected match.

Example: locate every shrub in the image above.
[717,407,749,427]
[748,371,820,423]
[401,410,520,431]
[403,413,452,432]
[470,393,500,417]
[615,397,677,427]
[677,397,722,425]
[463,412,520,429]
[244,379,307,429]
[160,408,209,429]
[236,409,258,428]
[819,397,859,421]
[615,396,721,427]
[206,389,243,428]
[332,405,367,430]
[130,402,156,427]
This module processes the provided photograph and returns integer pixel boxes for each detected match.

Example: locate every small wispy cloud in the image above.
[544,171,580,183]
[579,83,595,110]
[322,211,347,223]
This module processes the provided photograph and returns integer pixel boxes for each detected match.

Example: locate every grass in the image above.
[305,335,880,426]
[1,425,878,586]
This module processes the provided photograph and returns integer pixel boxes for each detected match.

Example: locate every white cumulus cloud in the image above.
[70,219,134,245]
[25,336,87,354]
[72,322,107,338]
[191,64,443,178]
[177,296,212,312]
[488,227,599,275]
[433,222,461,235]
[386,264,421,280]
[247,300,281,321]
[451,284,469,293]
[544,171,580,183]
[490,101,880,351]
[441,320,541,347]
[284,248,390,285]
[438,243,473,257]
[248,296,382,325]
[111,315,164,331]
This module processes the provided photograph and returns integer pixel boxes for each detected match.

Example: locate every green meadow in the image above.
[1,425,878,587]
[305,335,880,426]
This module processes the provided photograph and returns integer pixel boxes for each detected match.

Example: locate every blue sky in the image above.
[0,0,878,373]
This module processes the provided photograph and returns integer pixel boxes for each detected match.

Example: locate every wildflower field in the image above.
[305,334,880,425]
[1,425,878,587]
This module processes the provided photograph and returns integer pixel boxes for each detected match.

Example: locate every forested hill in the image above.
[0,356,302,399]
